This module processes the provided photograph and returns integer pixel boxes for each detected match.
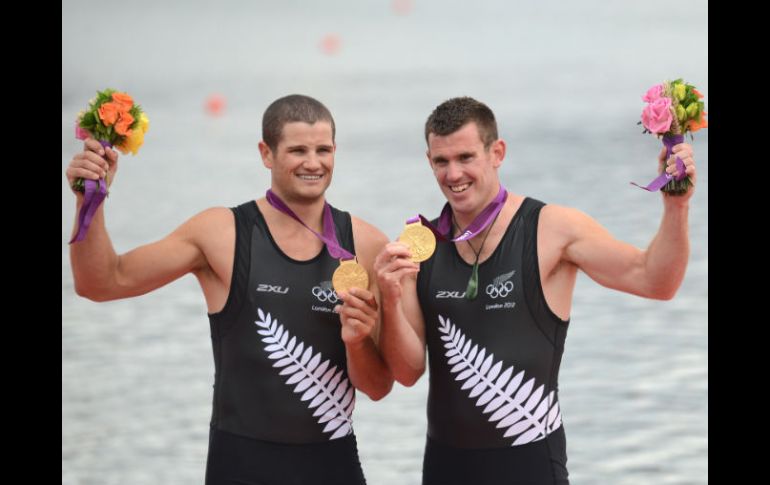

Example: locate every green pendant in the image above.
[465,262,479,300]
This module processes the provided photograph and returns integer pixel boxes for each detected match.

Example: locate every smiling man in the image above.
[67,94,393,485]
[375,96,697,485]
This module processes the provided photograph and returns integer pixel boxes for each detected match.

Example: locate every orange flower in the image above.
[692,88,704,99]
[114,111,135,136]
[687,111,708,132]
[98,102,121,126]
[112,92,134,110]
[116,113,149,155]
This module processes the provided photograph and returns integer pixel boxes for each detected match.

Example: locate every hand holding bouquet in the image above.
[634,79,706,195]
[69,89,149,243]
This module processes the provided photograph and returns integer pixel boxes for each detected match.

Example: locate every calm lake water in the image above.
[63,1,708,483]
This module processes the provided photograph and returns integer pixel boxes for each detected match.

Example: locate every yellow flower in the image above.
[675,104,687,123]
[673,83,687,101]
[138,112,149,133]
[685,103,699,119]
[117,129,145,155]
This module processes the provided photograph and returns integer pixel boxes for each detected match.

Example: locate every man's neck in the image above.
[268,188,326,232]
[452,186,502,230]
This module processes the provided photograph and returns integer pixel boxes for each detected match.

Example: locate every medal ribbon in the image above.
[265,189,354,260]
[69,140,111,244]
[407,185,508,300]
[409,185,507,241]
[631,133,687,191]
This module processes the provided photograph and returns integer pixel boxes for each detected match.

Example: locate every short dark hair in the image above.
[262,94,336,151]
[424,97,498,149]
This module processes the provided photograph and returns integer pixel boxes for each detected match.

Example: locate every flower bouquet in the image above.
[70,89,149,243]
[635,79,706,195]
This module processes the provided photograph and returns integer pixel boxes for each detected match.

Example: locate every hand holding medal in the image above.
[410,186,508,300]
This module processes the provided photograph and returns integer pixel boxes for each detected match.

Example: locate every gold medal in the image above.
[398,221,436,262]
[332,258,369,293]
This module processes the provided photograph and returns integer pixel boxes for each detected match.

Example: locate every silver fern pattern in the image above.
[492,270,516,286]
[255,308,354,440]
[438,315,562,446]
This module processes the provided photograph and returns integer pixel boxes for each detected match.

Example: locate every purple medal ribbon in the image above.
[69,140,110,244]
[265,189,354,260]
[410,185,508,241]
[631,134,687,192]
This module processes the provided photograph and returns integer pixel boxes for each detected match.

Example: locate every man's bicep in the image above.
[563,211,647,295]
[110,209,225,299]
[113,231,204,298]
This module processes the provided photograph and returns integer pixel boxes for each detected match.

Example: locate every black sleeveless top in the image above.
[417,198,569,450]
[208,201,356,444]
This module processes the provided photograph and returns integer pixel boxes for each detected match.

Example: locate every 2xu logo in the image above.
[435,270,516,300]
[257,284,290,294]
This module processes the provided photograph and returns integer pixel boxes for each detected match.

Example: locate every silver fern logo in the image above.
[312,281,339,303]
[438,315,562,446]
[255,308,354,440]
[486,270,515,299]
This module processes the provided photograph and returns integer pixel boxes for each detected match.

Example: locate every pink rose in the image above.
[642,84,664,103]
[641,98,673,134]
[75,124,90,140]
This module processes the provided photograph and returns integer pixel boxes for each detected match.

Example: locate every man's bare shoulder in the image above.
[539,204,593,237]
[180,206,236,244]
[350,215,389,255]
[350,216,389,250]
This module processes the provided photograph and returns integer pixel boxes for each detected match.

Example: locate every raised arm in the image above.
[67,138,227,303]
[374,242,425,386]
[554,143,696,300]
[335,217,394,401]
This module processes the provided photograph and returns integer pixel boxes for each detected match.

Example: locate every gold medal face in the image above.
[332,259,369,293]
[398,222,436,262]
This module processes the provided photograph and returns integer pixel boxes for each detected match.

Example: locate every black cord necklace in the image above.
[454,210,501,300]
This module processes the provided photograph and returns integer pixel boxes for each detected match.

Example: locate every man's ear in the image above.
[258,141,273,169]
[491,139,506,168]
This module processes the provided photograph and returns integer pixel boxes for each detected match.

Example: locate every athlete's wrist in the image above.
[344,335,372,351]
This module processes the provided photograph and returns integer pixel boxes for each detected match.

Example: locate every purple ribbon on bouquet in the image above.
[265,189,354,260]
[631,134,687,192]
[69,139,110,244]
[410,185,508,241]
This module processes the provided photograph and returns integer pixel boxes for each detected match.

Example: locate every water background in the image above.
[63,1,708,483]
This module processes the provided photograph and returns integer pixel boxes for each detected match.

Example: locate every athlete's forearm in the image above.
[70,196,120,300]
[643,196,690,299]
[345,338,393,401]
[379,297,426,386]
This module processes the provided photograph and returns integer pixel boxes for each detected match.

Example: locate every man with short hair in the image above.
[67,94,393,485]
[375,96,696,485]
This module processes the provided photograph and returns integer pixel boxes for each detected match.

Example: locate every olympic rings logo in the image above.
[486,280,513,299]
[312,286,339,303]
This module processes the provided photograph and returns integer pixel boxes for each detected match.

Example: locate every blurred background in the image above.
[62,1,708,483]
